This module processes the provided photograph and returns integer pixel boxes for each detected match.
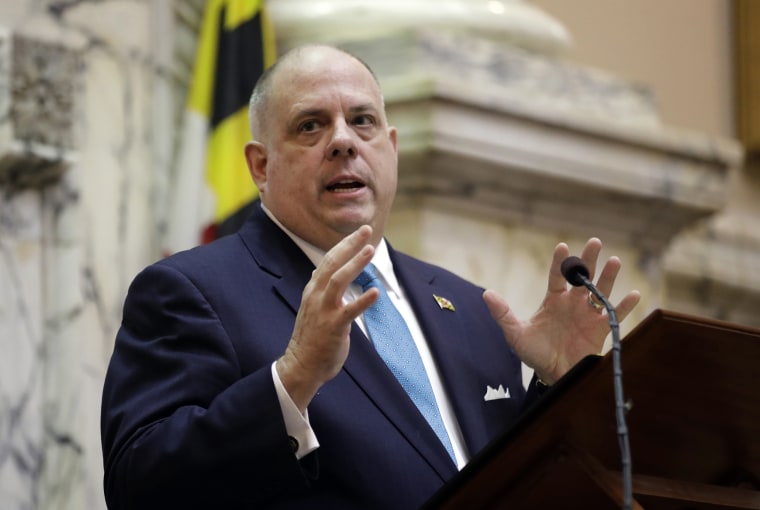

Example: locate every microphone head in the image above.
[561,256,590,287]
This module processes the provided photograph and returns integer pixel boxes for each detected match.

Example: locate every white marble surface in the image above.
[39,172,87,510]
[0,1,173,509]
[269,0,571,54]
[0,190,45,509]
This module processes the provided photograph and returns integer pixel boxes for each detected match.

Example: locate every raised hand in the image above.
[483,238,641,385]
[276,225,379,412]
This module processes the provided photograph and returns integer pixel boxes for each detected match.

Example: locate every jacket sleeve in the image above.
[100,262,316,509]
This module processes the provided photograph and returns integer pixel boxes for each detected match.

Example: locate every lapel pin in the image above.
[433,294,455,311]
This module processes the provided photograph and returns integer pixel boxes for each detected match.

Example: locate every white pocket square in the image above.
[483,384,511,401]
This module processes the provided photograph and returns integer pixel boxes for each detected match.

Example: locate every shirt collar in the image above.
[260,203,402,298]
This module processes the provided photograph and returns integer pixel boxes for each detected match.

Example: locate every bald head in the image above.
[248,45,383,143]
[241,42,398,251]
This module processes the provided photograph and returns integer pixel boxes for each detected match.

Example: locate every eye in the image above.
[299,119,320,133]
[352,114,375,127]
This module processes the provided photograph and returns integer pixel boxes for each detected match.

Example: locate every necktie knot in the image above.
[354,264,379,290]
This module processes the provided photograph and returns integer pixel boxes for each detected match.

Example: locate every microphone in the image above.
[561,256,633,510]
[560,256,591,287]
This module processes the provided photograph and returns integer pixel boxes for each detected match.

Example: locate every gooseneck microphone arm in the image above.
[560,256,632,510]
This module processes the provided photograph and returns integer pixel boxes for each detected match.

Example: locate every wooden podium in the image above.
[423,309,760,509]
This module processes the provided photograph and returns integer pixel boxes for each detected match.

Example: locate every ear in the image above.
[244,141,268,191]
[388,126,398,155]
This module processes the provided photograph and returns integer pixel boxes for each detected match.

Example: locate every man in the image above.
[101,45,640,509]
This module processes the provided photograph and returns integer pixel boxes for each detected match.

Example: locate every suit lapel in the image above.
[390,251,496,456]
[237,207,314,313]
[341,326,458,480]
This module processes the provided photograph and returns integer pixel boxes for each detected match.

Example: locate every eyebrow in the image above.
[348,104,378,115]
[293,103,378,118]
[292,107,326,119]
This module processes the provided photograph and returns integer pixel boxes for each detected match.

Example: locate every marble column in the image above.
[0,1,175,508]
[0,28,83,509]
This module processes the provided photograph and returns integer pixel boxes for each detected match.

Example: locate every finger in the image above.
[594,255,622,298]
[613,290,641,323]
[325,245,376,310]
[314,226,374,299]
[317,225,373,276]
[343,285,380,322]
[483,289,521,344]
[547,242,570,293]
[329,241,375,290]
[579,237,603,281]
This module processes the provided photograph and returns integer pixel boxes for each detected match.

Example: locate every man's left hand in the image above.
[483,237,641,385]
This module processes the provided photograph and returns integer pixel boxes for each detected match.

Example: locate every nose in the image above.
[325,119,357,159]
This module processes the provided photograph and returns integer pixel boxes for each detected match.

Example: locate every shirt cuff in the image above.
[271,362,320,459]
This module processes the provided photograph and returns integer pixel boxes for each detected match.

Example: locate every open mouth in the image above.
[326,180,365,193]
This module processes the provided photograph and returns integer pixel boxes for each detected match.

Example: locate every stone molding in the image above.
[347,31,742,254]
[664,219,760,327]
[269,0,571,55]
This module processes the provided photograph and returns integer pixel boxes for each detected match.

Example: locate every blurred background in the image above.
[0,0,757,508]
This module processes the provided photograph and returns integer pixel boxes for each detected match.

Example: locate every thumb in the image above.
[482,289,521,347]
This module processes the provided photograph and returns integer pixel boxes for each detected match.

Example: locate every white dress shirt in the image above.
[264,205,469,469]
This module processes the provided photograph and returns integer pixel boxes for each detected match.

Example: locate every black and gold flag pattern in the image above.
[167,0,275,252]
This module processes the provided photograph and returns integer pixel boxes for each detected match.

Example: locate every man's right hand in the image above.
[275,225,379,414]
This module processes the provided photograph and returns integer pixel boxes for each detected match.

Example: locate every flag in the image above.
[165,0,276,254]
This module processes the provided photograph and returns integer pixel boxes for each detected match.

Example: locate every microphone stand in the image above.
[578,273,633,510]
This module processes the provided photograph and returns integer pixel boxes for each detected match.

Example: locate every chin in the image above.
[334,222,368,237]
[332,210,374,230]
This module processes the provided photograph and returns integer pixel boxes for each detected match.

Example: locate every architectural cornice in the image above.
[369,31,742,254]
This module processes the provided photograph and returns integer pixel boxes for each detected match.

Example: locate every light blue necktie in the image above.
[354,264,456,463]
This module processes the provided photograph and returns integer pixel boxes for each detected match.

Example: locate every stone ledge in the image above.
[0,143,72,189]
[363,30,743,254]
[388,95,740,254]
[664,223,760,327]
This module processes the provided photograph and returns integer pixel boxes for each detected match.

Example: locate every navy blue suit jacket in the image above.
[101,206,532,509]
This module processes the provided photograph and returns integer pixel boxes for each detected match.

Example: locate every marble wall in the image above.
[0,1,174,508]
[0,1,751,509]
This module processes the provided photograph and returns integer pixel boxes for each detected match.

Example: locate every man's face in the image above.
[246,48,398,251]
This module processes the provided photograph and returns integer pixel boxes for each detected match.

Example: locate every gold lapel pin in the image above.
[433,294,455,311]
